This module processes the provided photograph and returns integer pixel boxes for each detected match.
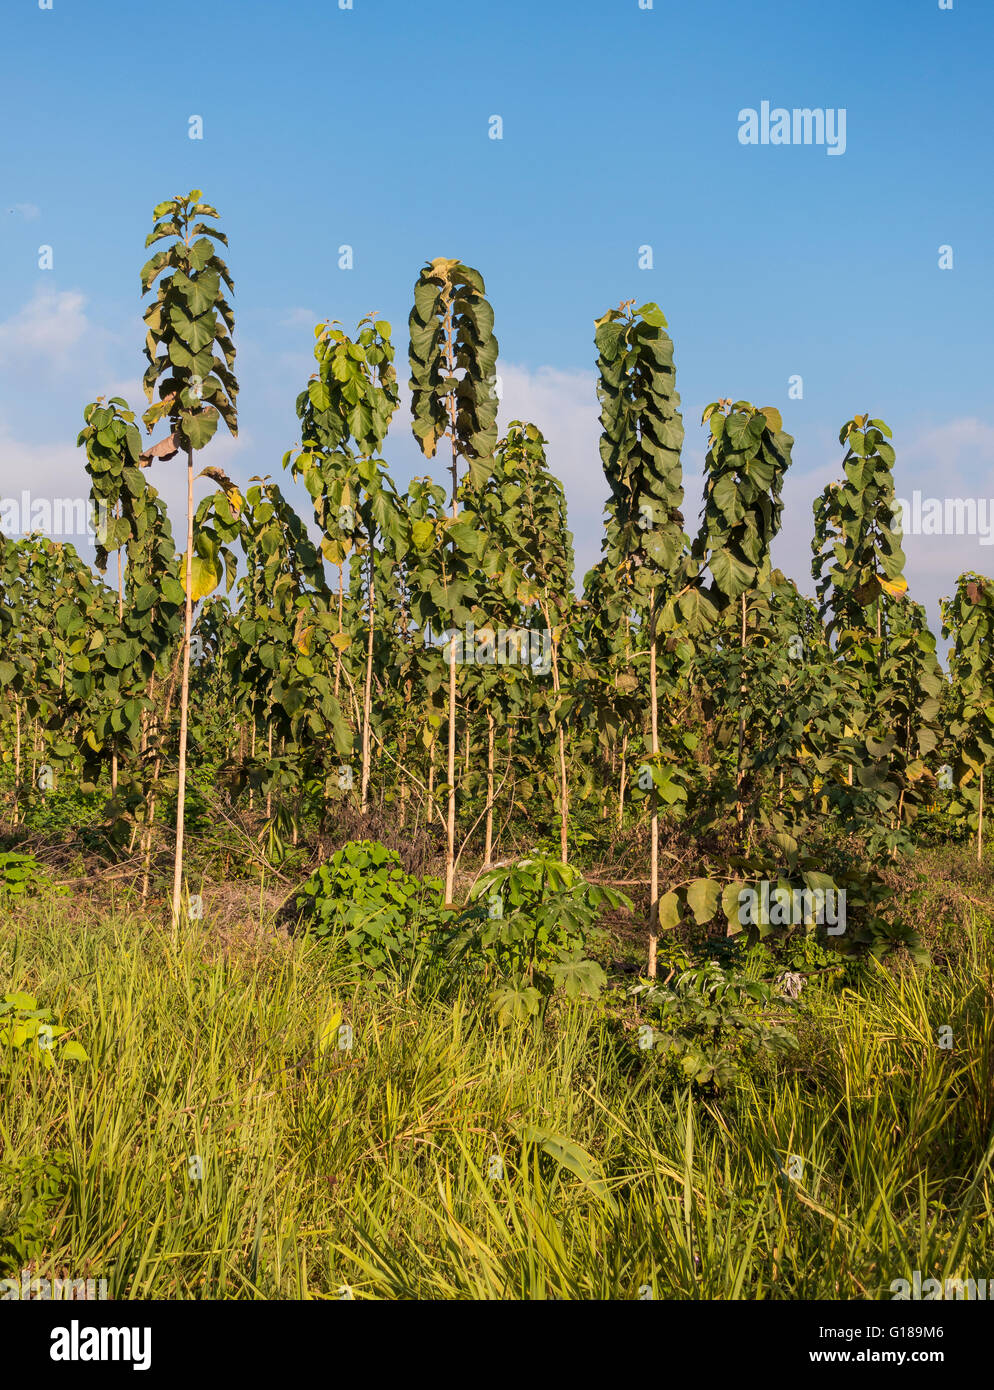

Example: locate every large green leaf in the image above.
[686,877,721,924]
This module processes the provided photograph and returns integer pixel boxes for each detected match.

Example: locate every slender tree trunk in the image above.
[112,530,123,795]
[484,709,495,866]
[360,542,375,815]
[736,591,747,826]
[979,766,985,866]
[648,634,660,979]
[442,300,460,905]
[445,637,457,903]
[334,563,344,699]
[140,675,155,756]
[249,723,256,811]
[13,700,21,826]
[618,734,628,830]
[171,448,195,925]
[619,610,631,834]
[546,626,569,865]
[427,736,436,825]
[141,645,182,902]
[398,730,409,829]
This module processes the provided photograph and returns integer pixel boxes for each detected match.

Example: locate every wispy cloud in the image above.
[0,286,90,368]
[281,307,320,330]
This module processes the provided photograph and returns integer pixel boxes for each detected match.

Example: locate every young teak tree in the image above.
[140,190,238,925]
[595,301,686,978]
[942,573,994,863]
[812,416,907,644]
[692,400,793,832]
[408,259,499,903]
[285,316,400,816]
[811,416,906,798]
[469,421,577,863]
[79,397,145,795]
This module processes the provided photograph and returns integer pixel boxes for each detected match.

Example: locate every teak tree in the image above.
[470,421,577,863]
[693,400,793,832]
[942,573,994,862]
[811,415,907,802]
[285,315,400,815]
[408,258,499,902]
[812,416,907,642]
[79,396,144,795]
[594,300,686,978]
[140,190,238,924]
[78,396,186,855]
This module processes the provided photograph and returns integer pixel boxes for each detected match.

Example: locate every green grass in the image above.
[1,872,993,1300]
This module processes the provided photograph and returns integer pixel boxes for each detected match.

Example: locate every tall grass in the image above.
[1,892,992,1299]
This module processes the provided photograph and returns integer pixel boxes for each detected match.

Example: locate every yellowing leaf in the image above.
[321,536,349,565]
[183,554,220,601]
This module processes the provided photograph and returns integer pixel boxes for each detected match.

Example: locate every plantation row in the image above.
[1,191,992,980]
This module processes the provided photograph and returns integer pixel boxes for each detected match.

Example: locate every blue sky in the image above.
[1,0,992,641]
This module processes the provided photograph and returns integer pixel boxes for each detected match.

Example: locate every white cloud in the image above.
[0,286,90,369]
[496,362,604,577]
[281,307,320,330]
[0,417,252,570]
[8,203,40,221]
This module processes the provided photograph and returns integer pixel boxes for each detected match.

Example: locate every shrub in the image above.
[0,992,89,1071]
[294,840,449,979]
[0,851,45,899]
[0,1151,73,1277]
[633,960,797,1087]
[446,854,631,1025]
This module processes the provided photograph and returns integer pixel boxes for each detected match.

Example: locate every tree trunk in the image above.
[333,563,344,699]
[427,736,436,825]
[443,299,459,906]
[618,734,628,830]
[13,700,21,826]
[484,709,495,866]
[249,723,256,811]
[444,637,457,904]
[170,448,195,925]
[141,644,182,902]
[112,530,123,795]
[979,766,985,866]
[399,730,409,829]
[648,635,660,979]
[736,591,747,826]
[360,540,375,815]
